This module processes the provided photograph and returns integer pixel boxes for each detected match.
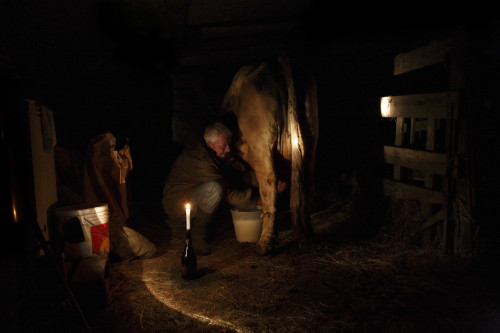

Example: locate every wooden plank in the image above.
[393,117,404,180]
[26,99,58,241]
[384,146,447,175]
[188,0,310,25]
[395,117,405,146]
[410,117,415,145]
[414,119,427,132]
[383,179,445,204]
[411,209,446,236]
[424,117,436,188]
[393,39,450,75]
[426,118,436,151]
[380,92,459,119]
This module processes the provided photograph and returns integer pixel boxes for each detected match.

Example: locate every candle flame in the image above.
[185,203,190,210]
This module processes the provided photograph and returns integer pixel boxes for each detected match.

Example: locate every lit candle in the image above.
[185,203,191,230]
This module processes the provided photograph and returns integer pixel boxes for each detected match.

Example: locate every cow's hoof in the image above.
[256,239,274,256]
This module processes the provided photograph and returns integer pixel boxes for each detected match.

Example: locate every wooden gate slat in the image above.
[380,92,459,119]
[384,146,447,175]
[383,179,445,204]
[393,39,451,75]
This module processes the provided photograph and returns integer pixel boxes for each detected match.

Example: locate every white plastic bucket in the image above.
[54,203,110,259]
[230,208,263,243]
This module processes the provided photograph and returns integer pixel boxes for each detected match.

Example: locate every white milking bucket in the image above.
[230,208,263,243]
[54,203,110,259]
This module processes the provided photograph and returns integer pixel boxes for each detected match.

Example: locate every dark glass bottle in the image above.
[181,229,197,280]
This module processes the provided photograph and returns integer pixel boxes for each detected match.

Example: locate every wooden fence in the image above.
[380,38,475,254]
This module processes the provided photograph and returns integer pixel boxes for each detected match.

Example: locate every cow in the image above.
[220,55,319,255]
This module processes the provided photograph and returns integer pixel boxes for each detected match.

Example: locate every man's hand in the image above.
[277,180,287,193]
[256,180,287,206]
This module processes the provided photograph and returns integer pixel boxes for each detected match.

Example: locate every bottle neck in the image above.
[185,229,191,239]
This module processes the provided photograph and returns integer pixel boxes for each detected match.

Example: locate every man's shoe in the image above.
[191,209,213,256]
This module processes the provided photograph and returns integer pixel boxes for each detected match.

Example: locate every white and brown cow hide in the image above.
[221,55,319,255]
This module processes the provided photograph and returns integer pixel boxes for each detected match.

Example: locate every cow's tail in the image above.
[277,56,314,247]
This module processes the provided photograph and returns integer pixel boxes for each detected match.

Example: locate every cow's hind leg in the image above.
[247,146,277,256]
[255,168,277,255]
[257,211,275,256]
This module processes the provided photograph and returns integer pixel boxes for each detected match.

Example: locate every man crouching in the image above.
[162,122,260,255]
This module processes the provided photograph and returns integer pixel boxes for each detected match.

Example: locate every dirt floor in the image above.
[9,193,500,333]
[102,196,500,332]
